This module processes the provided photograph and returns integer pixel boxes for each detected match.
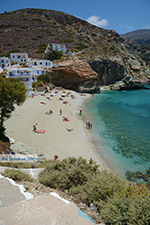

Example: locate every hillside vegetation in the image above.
[0,8,150,83]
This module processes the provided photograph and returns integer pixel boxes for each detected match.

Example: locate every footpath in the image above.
[0,167,96,225]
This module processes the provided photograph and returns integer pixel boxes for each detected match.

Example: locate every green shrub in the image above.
[36,35,43,39]
[32,38,38,40]
[37,72,52,85]
[38,157,150,224]
[2,169,34,182]
[20,26,28,29]
[101,193,150,225]
[35,50,44,54]
[45,50,63,61]
[9,49,19,53]
[32,18,43,23]
[76,44,88,50]
[38,157,99,191]
[0,162,34,168]
[92,33,97,37]
[70,171,126,207]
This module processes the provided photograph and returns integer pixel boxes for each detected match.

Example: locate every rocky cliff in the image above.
[47,57,100,93]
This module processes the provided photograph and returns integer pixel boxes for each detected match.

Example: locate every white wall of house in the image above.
[6,67,45,95]
[10,53,28,63]
[45,43,67,55]
[28,59,52,68]
[0,57,11,69]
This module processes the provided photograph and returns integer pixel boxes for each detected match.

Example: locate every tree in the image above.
[45,50,63,61]
[37,72,52,85]
[0,77,27,139]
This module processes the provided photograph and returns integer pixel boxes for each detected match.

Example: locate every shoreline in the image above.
[4,89,108,172]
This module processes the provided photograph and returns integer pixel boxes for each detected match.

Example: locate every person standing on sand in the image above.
[79,109,82,116]
[60,109,62,115]
[33,123,37,132]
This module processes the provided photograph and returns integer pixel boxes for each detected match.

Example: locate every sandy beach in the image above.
[4,89,108,171]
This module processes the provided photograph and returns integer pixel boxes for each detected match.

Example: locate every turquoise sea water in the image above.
[84,88,150,180]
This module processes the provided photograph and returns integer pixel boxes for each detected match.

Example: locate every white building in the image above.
[6,67,45,95]
[0,57,11,69]
[28,59,53,68]
[10,53,28,63]
[45,43,67,55]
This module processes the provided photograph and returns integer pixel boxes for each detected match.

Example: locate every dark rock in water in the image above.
[146,169,150,175]
[109,76,150,91]
[134,171,143,179]
[142,174,149,182]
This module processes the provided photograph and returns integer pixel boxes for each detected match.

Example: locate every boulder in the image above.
[89,60,128,85]
[131,65,141,71]
[47,57,100,93]
[109,76,150,91]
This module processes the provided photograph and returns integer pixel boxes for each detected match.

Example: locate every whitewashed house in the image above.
[45,43,67,55]
[28,59,53,68]
[6,67,45,95]
[10,53,28,63]
[0,57,11,69]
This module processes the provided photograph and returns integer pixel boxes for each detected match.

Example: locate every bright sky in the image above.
[0,0,149,34]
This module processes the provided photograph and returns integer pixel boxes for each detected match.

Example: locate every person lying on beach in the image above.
[40,102,46,105]
[63,116,70,122]
[66,128,74,132]
[63,101,68,104]
[45,109,53,115]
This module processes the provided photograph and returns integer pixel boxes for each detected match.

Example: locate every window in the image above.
[46,62,47,66]
[40,62,42,65]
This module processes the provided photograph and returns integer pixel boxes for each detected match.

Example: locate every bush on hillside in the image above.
[101,191,150,224]
[69,171,126,208]
[37,72,52,85]
[45,50,63,61]
[38,157,150,224]
[2,169,34,182]
[38,157,99,190]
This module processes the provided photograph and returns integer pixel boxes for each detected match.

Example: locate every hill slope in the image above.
[121,29,150,48]
[0,8,150,84]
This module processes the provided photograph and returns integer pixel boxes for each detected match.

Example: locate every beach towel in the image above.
[35,130,45,134]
